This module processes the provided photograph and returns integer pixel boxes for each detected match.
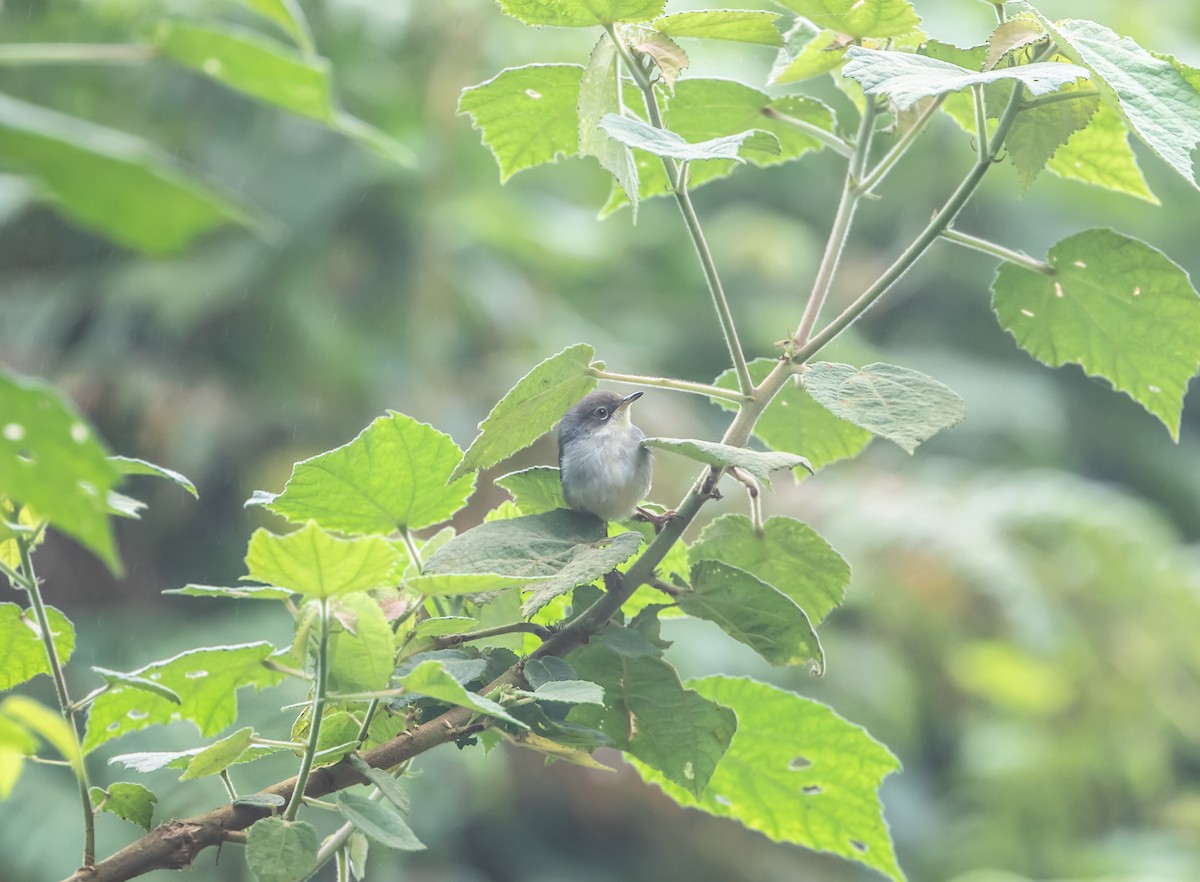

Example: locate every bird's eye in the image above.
[594,406,609,420]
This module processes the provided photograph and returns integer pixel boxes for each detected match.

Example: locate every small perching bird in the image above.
[557,390,653,523]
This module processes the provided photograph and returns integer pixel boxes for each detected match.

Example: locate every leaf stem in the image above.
[940,228,1055,275]
[1020,86,1100,109]
[588,367,748,402]
[284,598,331,821]
[759,106,855,158]
[0,43,155,64]
[219,771,238,802]
[973,84,989,162]
[432,621,552,649]
[855,96,944,195]
[18,537,95,867]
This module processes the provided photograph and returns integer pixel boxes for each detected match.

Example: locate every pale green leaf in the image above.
[985,17,1044,71]
[770,20,849,85]
[641,437,810,489]
[163,584,294,600]
[495,0,665,27]
[109,456,197,498]
[246,817,318,882]
[453,344,596,480]
[397,660,527,728]
[233,0,315,51]
[570,644,735,797]
[346,754,411,813]
[0,93,256,255]
[82,642,284,753]
[0,603,74,691]
[631,31,688,89]
[714,359,872,472]
[653,10,783,46]
[579,37,639,214]
[1,695,80,771]
[89,782,157,831]
[337,793,426,850]
[841,45,1088,110]
[327,595,396,693]
[0,372,120,570]
[495,466,566,515]
[1003,80,1098,190]
[682,560,823,670]
[775,0,921,38]
[411,616,478,638]
[406,572,528,596]
[110,744,277,773]
[1046,103,1158,203]
[992,228,1200,440]
[458,65,584,181]
[800,362,965,453]
[631,676,904,882]
[599,113,780,162]
[179,726,254,780]
[245,522,403,600]
[256,411,475,534]
[690,514,849,625]
[527,679,605,705]
[91,667,182,706]
[0,713,37,799]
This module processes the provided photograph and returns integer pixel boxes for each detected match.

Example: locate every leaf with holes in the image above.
[992,228,1200,439]
[801,362,965,453]
[631,676,904,882]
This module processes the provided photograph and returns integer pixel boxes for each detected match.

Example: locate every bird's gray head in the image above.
[558,390,643,444]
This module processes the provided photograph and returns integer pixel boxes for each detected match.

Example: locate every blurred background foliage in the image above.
[2,0,1200,880]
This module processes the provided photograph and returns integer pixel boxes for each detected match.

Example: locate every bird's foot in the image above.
[634,506,678,534]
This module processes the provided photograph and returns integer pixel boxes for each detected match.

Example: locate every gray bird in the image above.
[558,390,653,523]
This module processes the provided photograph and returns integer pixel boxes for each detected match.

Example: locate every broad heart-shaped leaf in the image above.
[245,522,403,600]
[495,466,566,515]
[770,19,850,85]
[841,45,1089,110]
[258,411,474,534]
[153,20,408,164]
[992,228,1200,439]
[682,560,823,671]
[425,509,641,615]
[397,660,527,728]
[327,595,395,692]
[631,676,904,882]
[0,93,256,255]
[89,782,157,831]
[0,372,121,570]
[109,456,197,498]
[495,0,665,27]
[653,10,783,46]
[82,642,284,754]
[714,359,873,472]
[337,793,425,850]
[691,514,849,625]
[800,362,965,454]
[0,603,74,691]
[579,36,640,215]
[1035,14,1200,190]
[599,113,780,162]
[1046,103,1157,203]
[775,0,920,39]
[459,65,583,181]
[641,437,810,489]
[246,817,318,882]
[179,727,254,781]
[234,0,315,51]
[452,344,596,480]
[569,642,736,797]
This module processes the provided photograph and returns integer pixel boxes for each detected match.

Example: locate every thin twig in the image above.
[760,105,855,157]
[589,367,748,403]
[433,621,552,649]
[939,228,1055,275]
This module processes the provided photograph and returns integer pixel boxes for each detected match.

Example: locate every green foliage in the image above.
[652,10,784,46]
[397,660,527,728]
[641,436,811,486]
[89,782,158,831]
[245,522,404,600]
[495,0,666,27]
[495,467,566,514]
[327,595,396,692]
[337,792,425,850]
[0,603,74,691]
[178,727,255,781]
[598,113,781,162]
[247,817,318,882]
[776,0,921,39]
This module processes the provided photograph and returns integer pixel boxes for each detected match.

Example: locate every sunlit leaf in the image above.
[775,0,921,38]
[0,603,74,692]
[397,660,527,728]
[0,695,81,772]
[495,0,666,27]
[1046,103,1158,203]
[233,0,315,51]
[770,20,850,85]
[631,31,687,89]
[495,466,566,515]
[327,595,395,693]
[599,114,780,162]
[89,782,157,831]
[179,727,254,781]
[653,10,783,46]
[245,522,403,600]
[109,456,198,498]
[641,437,810,488]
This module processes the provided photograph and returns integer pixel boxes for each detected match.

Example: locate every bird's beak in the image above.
[618,391,644,410]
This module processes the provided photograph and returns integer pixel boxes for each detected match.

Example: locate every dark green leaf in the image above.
[641,437,810,488]
[337,792,426,850]
[246,817,317,882]
[233,793,286,811]
[89,782,157,831]
[0,603,74,691]
[244,522,404,600]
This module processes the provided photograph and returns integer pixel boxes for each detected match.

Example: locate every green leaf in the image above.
[91,667,182,706]
[631,676,904,882]
[495,466,566,515]
[770,20,850,85]
[398,660,527,728]
[459,65,584,181]
[641,437,810,489]
[570,645,735,797]
[800,362,966,453]
[405,572,529,596]
[257,411,473,534]
[653,10,783,46]
[599,113,780,162]
[1035,15,1200,189]
[991,228,1200,439]
[245,522,403,600]
[775,0,921,39]
[453,344,596,480]
[82,642,284,753]
[1,695,81,771]
[346,753,411,813]
[1003,80,1098,190]
[714,359,872,472]
[579,36,640,215]
[0,603,74,692]
[495,0,665,27]
[337,792,426,850]
[234,793,287,811]
[984,17,1045,71]
[411,616,478,638]
[0,372,120,570]
[110,744,277,774]
[179,726,254,781]
[328,595,395,692]
[246,817,318,882]
[348,831,369,879]
[682,561,822,670]
[109,456,198,498]
[163,584,295,601]
[690,514,849,625]
[1046,103,1158,203]
[526,680,605,705]
[89,782,157,831]
[233,0,315,51]
[424,509,641,615]
[153,20,409,164]
[0,93,256,255]
[841,45,1088,110]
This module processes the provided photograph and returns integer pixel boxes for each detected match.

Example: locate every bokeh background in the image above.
[3,0,1200,880]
